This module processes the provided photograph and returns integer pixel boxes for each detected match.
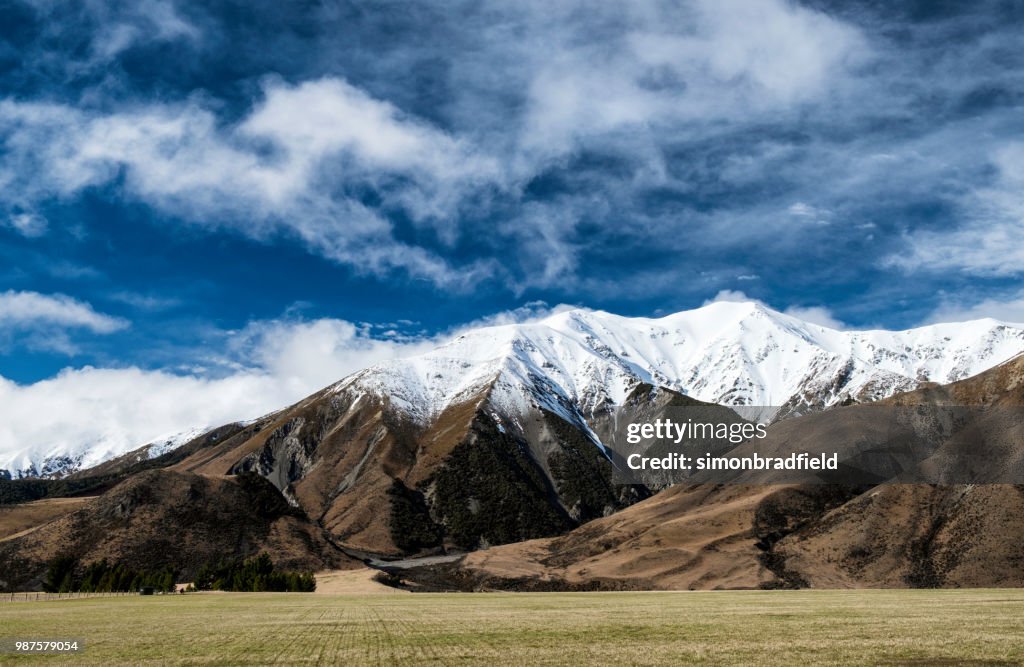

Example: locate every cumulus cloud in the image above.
[223,317,438,396]
[0,300,611,473]
[0,314,435,473]
[0,368,278,472]
[703,289,752,305]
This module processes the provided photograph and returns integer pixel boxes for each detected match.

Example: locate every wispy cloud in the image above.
[782,305,846,331]
[702,289,846,330]
[927,291,1024,324]
[106,291,182,312]
[0,0,871,294]
[887,141,1024,277]
[1,0,1021,315]
[19,0,200,71]
[0,290,126,334]
[2,211,48,238]
[0,290,127,355]
[0,78,502,288]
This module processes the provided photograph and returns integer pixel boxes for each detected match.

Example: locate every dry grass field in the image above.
[1,589,1023,665]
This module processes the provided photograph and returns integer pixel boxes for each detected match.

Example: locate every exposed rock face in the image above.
[168,381,659,556]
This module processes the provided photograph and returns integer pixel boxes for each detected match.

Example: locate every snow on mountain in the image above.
[5,301,1023,478]
[144,426,210,459]
[338,301,1024,425]
[0,425,211,480]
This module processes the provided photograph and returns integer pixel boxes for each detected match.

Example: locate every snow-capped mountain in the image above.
[338,300,1024,425]
[0,426,209,480]
[4,301,1023,479]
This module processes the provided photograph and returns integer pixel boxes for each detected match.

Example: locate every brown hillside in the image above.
[437,354,1024,590]
[0,469,356,591]
[165,381,666,555]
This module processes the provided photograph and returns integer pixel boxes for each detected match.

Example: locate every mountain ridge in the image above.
[334,301,1024,425]
[4,301,1023,478]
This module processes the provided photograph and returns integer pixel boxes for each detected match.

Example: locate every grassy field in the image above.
[1,589,1023,665]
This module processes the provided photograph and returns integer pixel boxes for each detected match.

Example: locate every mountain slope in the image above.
[168,382,656,555]
[434,354,1024,590]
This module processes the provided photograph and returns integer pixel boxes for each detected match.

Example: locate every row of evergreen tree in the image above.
[194,554,316,592]
[43,553,315,593]
[44,556,176,593]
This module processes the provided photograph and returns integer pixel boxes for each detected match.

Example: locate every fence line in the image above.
[1,590,152,602]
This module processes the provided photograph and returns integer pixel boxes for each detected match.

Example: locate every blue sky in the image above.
[1,0,1024,461]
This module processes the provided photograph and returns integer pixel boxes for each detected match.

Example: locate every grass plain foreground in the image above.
[1,589,1023,665]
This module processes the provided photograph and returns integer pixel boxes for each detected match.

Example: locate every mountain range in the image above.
[5,301,1023,480]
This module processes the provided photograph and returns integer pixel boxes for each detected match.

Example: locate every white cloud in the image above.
[703,289,752,305]
[926,293,1024,325]
[782,305,846,330]
[639,0,862,101]
[0,314,435,474]
[450,300,579,331]
[787,202,833,226]
[25,0,199,67]
[0,0,870,293]
[106,292,181,312]
[0,368,276,472]
[241,78,491,188]
[0,78,500,288]
[0,290,127,334]
[518,0,866,159]
[888,142,1024,277]
[4,212,48,238]
[502,203,582,290]
[702,289,845,329]
[0,290,127,355]
[225,317,438,396]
